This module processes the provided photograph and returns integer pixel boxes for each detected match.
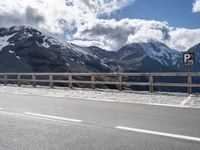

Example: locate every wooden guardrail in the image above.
[0,72,199,94]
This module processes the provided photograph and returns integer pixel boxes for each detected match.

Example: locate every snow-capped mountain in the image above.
[85,42,183,72]
[187,43,200,71]
[113,42,182,72]
[0,26,110,72]
[137,41,181,67]
[86,46,116,59]
[0,26,198,73]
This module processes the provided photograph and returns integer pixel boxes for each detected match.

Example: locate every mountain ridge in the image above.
[0,26,111,73]
[0,26,199,73]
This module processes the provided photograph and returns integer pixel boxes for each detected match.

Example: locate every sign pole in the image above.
[183,52,195,94]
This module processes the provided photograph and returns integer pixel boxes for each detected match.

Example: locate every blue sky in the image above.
[109,0,200,29]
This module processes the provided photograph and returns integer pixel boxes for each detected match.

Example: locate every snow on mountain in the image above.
[0,34,15,51]
[127,41,181,66]
[187,43,200,71]
[0,25,198,73]
[0,26,111,73]
[112,41,183,72]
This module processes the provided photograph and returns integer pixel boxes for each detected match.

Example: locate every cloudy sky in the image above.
[0,0,200,51]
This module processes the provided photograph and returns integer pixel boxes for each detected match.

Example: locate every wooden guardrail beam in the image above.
[0,72,199,94]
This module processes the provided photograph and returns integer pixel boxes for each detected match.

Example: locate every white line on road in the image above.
[0,111,94,128]
[179,95,192,106]
[116,126,200,142]
[24,112,83,123]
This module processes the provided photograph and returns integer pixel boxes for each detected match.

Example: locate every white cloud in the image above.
[73,18,200,51]
[73,19,171,50]
[167,28,200,51]
[81,0,135,16]
[0,0,200,51]
[0,0,135,34]
[0,0,94,34]
[193,0,200,13]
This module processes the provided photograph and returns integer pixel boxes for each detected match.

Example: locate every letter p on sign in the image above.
[183,53,195,67]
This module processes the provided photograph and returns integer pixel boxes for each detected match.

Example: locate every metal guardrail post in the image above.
[118,74,123,91]
[149,74,154,92]
[17,74,21,87]
[91,74,96,89]
[187,73,192,94]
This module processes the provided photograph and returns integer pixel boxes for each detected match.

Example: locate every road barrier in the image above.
[0,72,199,94]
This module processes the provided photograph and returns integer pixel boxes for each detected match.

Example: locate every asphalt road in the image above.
[0,92,200,150]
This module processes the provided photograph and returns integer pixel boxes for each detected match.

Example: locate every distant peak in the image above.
[188,42,200,52]
[9,25,33,31]
[125,41,171,50]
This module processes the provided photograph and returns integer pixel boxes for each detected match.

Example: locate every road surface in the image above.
[0,92,200,150]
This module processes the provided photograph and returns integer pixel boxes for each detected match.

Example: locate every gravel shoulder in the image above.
[0,85,200,108]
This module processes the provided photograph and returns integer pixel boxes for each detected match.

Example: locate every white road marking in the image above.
[0,108,3,110]
[116,126,200,142]
[24,112,83,123]
[0,111,95,128]
[179,95,192,106]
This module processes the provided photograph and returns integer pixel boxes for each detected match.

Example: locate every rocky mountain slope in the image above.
[87,41,185,72]
[187,43,200,72]
[0,26,110,73]
[0,26,199,73]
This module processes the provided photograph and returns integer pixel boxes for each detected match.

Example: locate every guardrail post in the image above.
[17,74,21,87]
[69,75,73,88]
[149,74,154,92]
[49,74,53,88]
[187,73,192,94]
[4,74,7,85]
[91,74,96,89]
[32,74,36,87]
[118,74,123,91]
